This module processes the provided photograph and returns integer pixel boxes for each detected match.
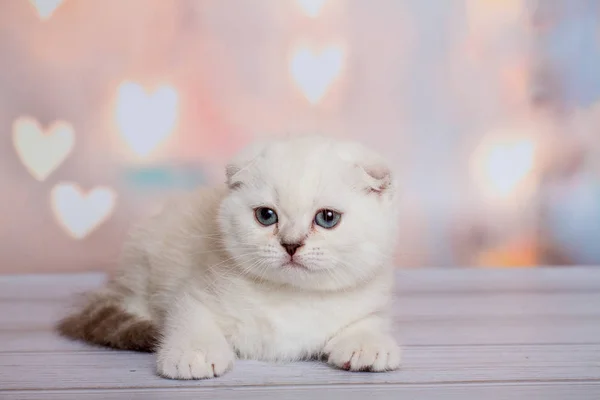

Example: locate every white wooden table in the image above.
[1,267,599,399]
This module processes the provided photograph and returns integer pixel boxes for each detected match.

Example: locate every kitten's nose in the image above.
[281,242,303,256]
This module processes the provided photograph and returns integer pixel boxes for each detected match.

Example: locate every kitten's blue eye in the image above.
[314,209,341,229]
[255,207,278,226]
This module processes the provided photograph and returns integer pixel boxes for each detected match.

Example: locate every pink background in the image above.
[2,0,600,274]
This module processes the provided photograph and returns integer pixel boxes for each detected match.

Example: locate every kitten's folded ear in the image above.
[225,140,269,189]
[360,162,393,195]
[338,142,394,196]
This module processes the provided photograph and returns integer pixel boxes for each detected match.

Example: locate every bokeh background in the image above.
[1,0,600,274]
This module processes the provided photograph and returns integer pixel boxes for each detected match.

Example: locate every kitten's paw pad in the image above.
[325,333,401,372]
[156,346,235,380]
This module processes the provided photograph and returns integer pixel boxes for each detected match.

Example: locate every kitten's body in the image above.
[58,135,401,379]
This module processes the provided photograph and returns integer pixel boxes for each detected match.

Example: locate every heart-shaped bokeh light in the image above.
[29,0,64,20]
[51,183,117,239]
[12,116,75,181]
[290,45,344,104]
[115,81,179,158]
[297,0,326,17]
[471,131,538,200]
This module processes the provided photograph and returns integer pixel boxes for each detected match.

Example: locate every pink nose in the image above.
[281,242,303,256]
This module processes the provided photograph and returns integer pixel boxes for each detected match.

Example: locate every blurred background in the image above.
[1,0,600,275]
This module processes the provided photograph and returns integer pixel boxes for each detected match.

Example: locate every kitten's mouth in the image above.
[283,260,309,270]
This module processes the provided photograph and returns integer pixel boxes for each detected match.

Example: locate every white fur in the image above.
[114,135,401,379]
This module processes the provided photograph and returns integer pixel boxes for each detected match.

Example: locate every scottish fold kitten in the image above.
[57,135,401,379]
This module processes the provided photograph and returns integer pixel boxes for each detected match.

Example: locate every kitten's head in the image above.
[218,135,399,291]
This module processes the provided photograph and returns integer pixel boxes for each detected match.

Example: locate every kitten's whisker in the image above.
[337,242,421,260]
[205,251,261,278]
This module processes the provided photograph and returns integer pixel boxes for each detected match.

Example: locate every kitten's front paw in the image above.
[324,332,401,372]
[156,345,235,380]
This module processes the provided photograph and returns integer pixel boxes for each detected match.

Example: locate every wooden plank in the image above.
[390,292,600,319]
[0,300,68,330]
[3,292,600,330]
[0,330,105,353]
[395,266,600,294]
[3,316,600,353]
[1,269,599,398]
[0,273,106,300]
[394,317,600,346]
[3,382,600,400]
[1,267,599,301]
[2,344,599,390]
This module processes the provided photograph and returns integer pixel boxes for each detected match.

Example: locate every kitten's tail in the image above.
[56,290,159,352]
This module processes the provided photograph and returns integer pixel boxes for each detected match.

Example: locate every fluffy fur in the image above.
[57,135,401,379]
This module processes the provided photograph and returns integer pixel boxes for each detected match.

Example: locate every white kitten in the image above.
[57,135,401,379]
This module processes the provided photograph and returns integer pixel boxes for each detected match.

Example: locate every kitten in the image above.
[57,135,401,379]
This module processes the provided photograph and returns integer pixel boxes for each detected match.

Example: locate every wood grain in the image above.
[0,273,106,300]
[3,316,600,353]
[3,292,600,330]
[4,383,600,400]
[1,268,599,398]
[1,267,599,300]
[2,344,600,390]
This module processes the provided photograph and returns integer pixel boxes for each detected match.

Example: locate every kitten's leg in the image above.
[156,293,235,380]
[324,314,401,372]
